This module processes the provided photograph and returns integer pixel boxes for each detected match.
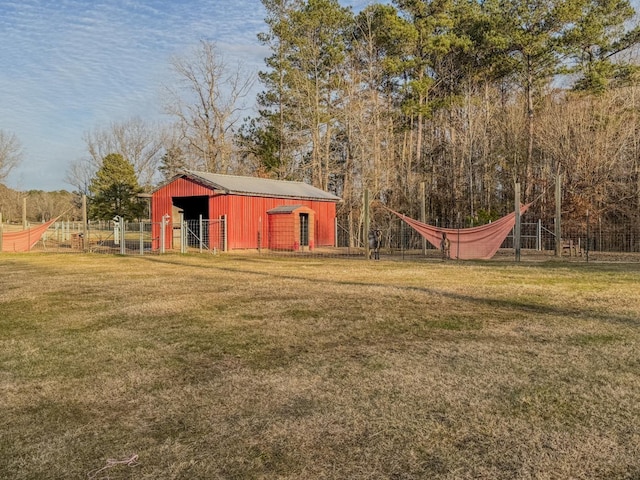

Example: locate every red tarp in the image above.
[1,219,57,252]
[387,204,531,260]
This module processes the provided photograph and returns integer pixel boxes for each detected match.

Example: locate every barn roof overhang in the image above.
[267,205,310,214]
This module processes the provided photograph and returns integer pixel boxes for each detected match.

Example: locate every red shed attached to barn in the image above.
[151,171,341,251]
[267,205,315,251]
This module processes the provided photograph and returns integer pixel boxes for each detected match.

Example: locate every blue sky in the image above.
[1,0,371,191]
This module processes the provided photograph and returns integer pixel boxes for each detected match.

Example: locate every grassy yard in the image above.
[1,254,639,479]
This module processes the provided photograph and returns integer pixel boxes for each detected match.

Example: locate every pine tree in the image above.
[88,153,145,221]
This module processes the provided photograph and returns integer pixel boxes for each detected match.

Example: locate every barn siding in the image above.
[152,176,337,251]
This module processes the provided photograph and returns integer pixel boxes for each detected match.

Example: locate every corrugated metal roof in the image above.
[267,205,304,214]
[175,171,341,201]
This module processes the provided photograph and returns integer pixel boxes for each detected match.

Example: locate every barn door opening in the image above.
[172,196,209,220]
[300,213,309,247]
[172,196,209,248]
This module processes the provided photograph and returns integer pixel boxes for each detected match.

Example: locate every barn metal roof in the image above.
[173,171,341,202]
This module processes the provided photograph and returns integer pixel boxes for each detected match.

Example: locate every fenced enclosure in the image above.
[3,217,227,255]
[3,206,640,262]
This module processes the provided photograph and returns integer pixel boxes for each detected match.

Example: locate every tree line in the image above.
[2,0,639,229]
[243,0,640,229]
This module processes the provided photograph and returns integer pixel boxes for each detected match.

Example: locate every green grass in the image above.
[1,254,640,479]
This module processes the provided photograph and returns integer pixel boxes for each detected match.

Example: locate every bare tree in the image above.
[164,40,255,173]
[0,130,23,184]
[537,88,639,223]
[81,117,165,187]
[64,157,95,196]
[26,190,80,222]
[0,183,22,221]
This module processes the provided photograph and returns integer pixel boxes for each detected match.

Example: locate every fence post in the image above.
[180,212,186,254]
[364,189,370,260]
[139,222,144,255]
[160,214,168,254]
[199,214,203,253]
[81,195,88,252]
[537,219,542,251]
[120,218,126,255]
[0,212,3,253]
[220,215,227,252]
[456,212,461,260]
[598,216,602,251]
[586,210,590,262]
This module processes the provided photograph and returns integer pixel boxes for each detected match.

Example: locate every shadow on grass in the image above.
[137,255,640,328]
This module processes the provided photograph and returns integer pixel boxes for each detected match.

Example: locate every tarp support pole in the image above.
[515,182,521,262]
[421,182,426,256]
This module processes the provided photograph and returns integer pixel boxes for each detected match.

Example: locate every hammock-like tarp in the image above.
[1,219,57,252]
[386,204,531,260]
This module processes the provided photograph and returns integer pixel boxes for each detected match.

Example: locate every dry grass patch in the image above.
[1,254,639,479]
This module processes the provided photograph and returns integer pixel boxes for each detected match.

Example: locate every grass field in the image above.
[1,254,639,479]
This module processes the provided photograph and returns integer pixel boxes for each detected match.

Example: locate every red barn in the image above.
[151,171,341,251]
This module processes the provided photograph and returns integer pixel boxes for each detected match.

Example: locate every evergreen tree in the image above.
[88,153,145,221]
[562,0,640,93]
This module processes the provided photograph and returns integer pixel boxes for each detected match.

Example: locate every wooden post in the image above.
[421,181,427,255]
[586,209,590,263]
[0,212,3,252]
[555,174,562,256]
[363,189,370,260]
[82,195,88,252]
[514,182,521,262]
[456,212,461,260]
[22,196,27,230]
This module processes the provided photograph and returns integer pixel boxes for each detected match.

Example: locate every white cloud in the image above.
[1,0,371,190]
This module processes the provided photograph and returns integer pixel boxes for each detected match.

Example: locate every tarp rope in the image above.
[384,203,531,260]
[1,217,59,252]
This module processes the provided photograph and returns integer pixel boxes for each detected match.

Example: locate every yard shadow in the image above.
[138,255,640,328]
